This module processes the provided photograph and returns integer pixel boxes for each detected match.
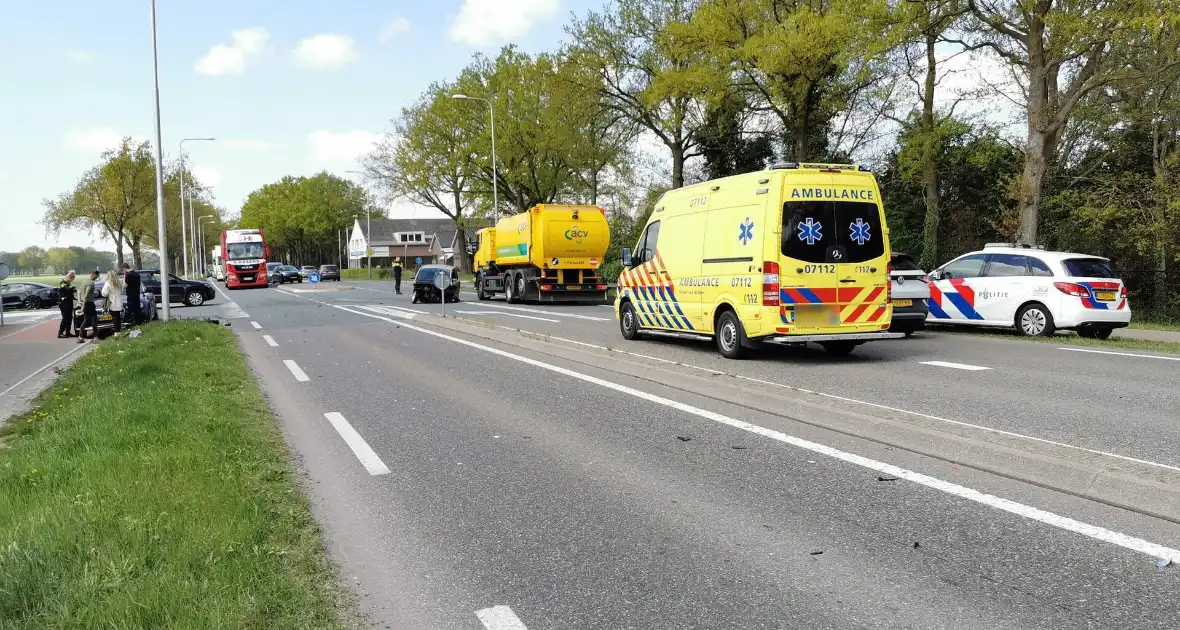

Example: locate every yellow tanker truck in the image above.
[473,204,611,303]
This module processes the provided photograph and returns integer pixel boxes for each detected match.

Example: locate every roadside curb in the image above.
[413,313,1180,524]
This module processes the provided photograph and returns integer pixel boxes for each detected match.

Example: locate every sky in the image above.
[0,0,595,252]
[0,0,1019,254]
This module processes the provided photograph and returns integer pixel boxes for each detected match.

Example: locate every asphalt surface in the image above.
[214,281,1180,629]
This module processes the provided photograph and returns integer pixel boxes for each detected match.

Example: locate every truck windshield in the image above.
[227,243,264,260]
[782,201,884,264]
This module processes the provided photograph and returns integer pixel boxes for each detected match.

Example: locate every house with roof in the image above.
[347,217,493,269]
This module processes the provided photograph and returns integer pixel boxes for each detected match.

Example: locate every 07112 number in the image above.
[803,264,836,273]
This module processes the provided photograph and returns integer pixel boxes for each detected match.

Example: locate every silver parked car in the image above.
[889,252,930,336]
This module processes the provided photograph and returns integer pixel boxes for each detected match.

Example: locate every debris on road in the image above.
[676,436,692,442]
[878,475,899,482]
[1158,557,1173,569]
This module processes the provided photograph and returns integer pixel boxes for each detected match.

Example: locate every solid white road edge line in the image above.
[323,412,391,476]
[493,328,1180,473]
[455,310,559,323]
[263,335,279,347]
[0,343,89,397]
[283,359,311,382]
[1059,347,1180,362]
[475,605,528,630]
[475,302,610,321]
[331,303,1180,564]
[250,321,262,329]
[919,360,992,371]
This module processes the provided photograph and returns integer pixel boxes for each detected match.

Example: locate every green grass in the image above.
[1130,319,1180,333]
[0,322,354,629]
[1,275,61,286]
[927,324,1180,355]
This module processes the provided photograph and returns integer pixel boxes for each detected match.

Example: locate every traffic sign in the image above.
[309,271,321,286]
[433,268,451,318]
[589,257,598,266]
[415,256,423,265]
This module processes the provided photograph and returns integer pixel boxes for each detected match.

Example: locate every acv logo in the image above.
[565,226,589,242]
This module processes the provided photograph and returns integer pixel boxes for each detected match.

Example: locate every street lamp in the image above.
[452,94,498,218]
[179,136,215,278]
[149,0,172,321]
[188,184,214,275]
[198,215,215,276]
[345,169,371,279]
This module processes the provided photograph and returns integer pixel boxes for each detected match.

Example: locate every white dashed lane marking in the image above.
[1059,347,1180,362]
[263,335,279,347]
[476,605,528,629]
[323,413,390,476]
[250,321,262,329]
[283,359,310,382]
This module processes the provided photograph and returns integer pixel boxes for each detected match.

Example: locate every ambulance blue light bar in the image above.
[767,162,871,172]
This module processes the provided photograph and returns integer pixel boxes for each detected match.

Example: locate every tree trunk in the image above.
[1017,129,1050,244]
[919,31,941,270]
[670,142,685,189]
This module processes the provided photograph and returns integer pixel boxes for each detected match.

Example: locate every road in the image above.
[219,281,1180,628]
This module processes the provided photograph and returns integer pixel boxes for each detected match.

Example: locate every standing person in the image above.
[392,257,403,295]
[57,270,77,338]
[122,262,142,325]
[73,270,98,343]
[101,269,125,333]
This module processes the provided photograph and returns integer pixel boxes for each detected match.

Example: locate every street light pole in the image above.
[451,94,498,218]
[198,215,215,276]
[179,136,214,278]
[150,0,172,321]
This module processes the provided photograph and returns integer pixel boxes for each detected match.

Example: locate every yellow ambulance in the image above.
[616,162,901,358]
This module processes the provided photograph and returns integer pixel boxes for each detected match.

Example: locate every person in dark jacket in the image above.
[122,262,142,325]
[73,270,98,343]
[392,257,403,294]
[57,270,77,338]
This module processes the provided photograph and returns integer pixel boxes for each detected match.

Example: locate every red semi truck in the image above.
[221,228,270,289]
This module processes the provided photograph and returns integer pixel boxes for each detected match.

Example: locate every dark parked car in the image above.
[889,252,931,336]
[411,265,461,304]
[1,281,59,310]
[93,285,158,334]
[318,264,340,281]
[268,265,302,284]
[136,270,217,307]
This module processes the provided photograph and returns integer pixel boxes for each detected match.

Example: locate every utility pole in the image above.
[150,0,171,320]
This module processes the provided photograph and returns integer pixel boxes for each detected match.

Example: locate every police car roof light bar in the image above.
[984,242,1047,250]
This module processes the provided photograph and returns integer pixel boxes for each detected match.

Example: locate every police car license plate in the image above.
[893,299,913,307]
[1095,291,1116,301]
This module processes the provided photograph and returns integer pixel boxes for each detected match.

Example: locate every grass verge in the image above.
[927,325,1180,355]
[0,321,352,629]
[1,275,61,286]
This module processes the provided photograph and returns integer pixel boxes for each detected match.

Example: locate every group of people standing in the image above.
[56,262,144,343]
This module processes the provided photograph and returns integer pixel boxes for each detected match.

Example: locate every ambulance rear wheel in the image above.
[620,302,642,340]
[715,310,747,359]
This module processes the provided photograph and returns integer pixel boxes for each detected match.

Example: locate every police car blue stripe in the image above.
[943,293,985,320]
[1080,283,1109,310]
[927,301,952,319]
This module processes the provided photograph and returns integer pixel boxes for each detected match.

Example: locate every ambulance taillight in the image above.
[762,261,780,306]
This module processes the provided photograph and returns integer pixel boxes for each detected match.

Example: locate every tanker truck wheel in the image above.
[505,272,520,304]
[513,273,527,303]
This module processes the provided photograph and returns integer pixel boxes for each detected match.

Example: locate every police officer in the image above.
[392,257,403,295]
[57,270,77,338]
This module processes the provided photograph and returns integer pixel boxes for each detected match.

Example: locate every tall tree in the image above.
[962,0,1164,244]
[677,0,892,162]
[567,0,711,188]
[16,246,46,274]
[697,90,775,179]
[42,138,156,265]
[364,82,480,272]
[886,0,969,269]
[44,247,79,274]
[239,173,369,266]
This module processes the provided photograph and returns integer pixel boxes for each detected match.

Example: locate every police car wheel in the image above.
[620,302,641,340]
[715,311,746,359]
[1016,303,1055,337]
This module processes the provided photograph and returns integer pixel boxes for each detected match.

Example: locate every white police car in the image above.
[926,244,1131,339]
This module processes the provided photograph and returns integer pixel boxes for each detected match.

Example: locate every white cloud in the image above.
[66,50,94,65]
[223,139,273,151]
[194,27,270,76]
[308,130,380,162]
[293,34,359,71]
[379,17,411,44]
[62,127,145,154]
[448,0,560,46]
[190,166,223,189]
